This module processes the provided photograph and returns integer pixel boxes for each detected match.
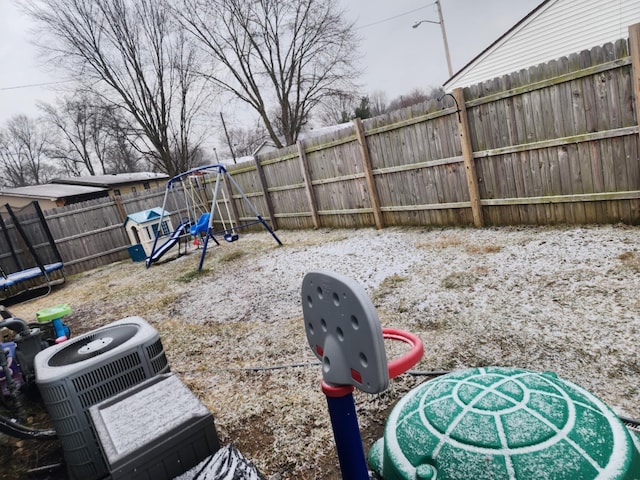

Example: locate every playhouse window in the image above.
[151,221,171,237]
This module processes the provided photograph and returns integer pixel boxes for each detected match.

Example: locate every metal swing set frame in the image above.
[146,164,282,271]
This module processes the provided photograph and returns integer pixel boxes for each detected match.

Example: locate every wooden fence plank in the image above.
[297,140,320,229]
[353,118,383,229]
[629,24,640,144]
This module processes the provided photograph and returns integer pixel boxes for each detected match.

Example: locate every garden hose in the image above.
[0,414,57,440]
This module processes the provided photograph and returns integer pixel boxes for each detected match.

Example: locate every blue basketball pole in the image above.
[302,271,424,480]
[323,383,370,480]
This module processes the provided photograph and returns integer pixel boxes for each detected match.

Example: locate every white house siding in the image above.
[445,0,640,90]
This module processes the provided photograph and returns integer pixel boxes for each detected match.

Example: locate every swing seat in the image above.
[224,232,239,243]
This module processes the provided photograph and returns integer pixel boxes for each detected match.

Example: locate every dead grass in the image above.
[371,274,407,301]
[441,271,478,289]
[618,251,640,272]
[465,244,502,254]
[416,231,502,255]
[3,226,640,479]
[416,232,466,249]
[177,268,211,283]
[218,249,245,263]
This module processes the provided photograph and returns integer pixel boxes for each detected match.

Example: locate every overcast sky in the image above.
[0,0,542,128]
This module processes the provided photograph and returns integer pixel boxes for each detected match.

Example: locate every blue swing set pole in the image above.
[146,179,174,268]
[198,166,224,272]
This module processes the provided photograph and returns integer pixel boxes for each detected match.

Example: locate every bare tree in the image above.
[91,103,143,174]
[317,91,357,126]
[219,121,269,158]
[40,94,143,176]
[317,90,387,126]
[387,87,444,112]
[369,90,388,117]
[26,0,209,176]
[40,95,102,176]
[0,115,55,187]
[178,0,360,148]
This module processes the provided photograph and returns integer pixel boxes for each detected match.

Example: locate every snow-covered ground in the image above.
[11,224,640,478]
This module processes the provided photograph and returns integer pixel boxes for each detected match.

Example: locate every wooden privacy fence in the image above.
[29,25,640,276]
[230,28,640,230]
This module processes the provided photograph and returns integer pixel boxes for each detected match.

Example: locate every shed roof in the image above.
[51,172,169,188]
[0,184,108,200]
[123,208,170,227]
[444,0,640,90]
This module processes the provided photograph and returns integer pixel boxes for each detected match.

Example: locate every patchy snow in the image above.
[11,224,640,478]
[171,224,640,477]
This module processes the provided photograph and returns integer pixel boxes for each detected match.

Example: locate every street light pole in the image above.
[435,0,453,77]
[412,0,453,77]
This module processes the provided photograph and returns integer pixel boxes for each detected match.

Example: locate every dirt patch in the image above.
[5,225,640,478]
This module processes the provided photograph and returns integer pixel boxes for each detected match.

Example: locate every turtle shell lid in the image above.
[369,366,640,480]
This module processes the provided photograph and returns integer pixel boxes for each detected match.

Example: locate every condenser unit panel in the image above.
[90,373,220,480]
[34,317,170,480]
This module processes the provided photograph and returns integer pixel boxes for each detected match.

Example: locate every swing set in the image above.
[146,164,282,271]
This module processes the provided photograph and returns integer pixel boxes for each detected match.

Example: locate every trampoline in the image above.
[0,202,65,303]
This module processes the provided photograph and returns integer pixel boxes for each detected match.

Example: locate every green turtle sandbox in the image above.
[369,366,640,480]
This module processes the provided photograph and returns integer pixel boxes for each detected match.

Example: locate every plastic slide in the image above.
[146,221,190,267]
[189,213,210,236]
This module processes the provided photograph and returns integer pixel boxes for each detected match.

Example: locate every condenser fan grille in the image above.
[147,338,170,375]
[74,352,146,409]
[48,325,139,366]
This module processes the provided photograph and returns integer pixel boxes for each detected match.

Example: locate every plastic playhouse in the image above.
[123,208,175,262]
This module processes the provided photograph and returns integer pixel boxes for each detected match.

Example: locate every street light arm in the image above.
[412,20,439,28]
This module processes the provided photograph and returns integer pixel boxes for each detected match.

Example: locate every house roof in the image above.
[51,172,169,188]
[123,208,170,227]
[444,0,640,91]
[0,184,108,201]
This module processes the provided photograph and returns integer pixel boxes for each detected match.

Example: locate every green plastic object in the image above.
[369,367,640,480]
[36,304,72,323]
[127,244,146,262]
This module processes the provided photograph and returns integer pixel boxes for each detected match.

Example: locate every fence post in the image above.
[629,23,640,155]
[353,118,384,229]
[114,194,127,221]
[253,155,279,230]
[297,140,321,229]
[452,88,484,227]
